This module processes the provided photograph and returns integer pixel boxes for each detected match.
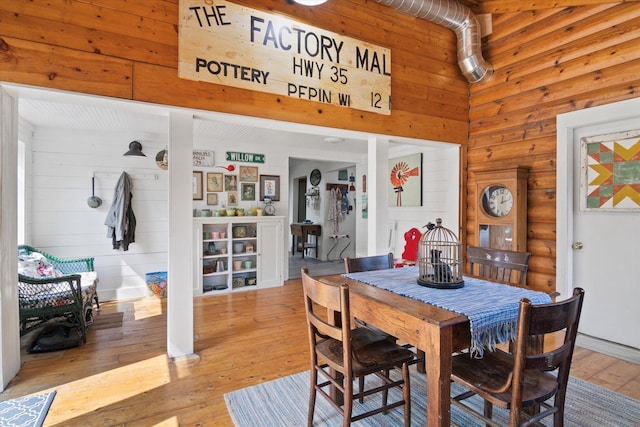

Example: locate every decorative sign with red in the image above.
[178,0,391,115]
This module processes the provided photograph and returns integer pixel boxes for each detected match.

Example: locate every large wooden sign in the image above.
[179,0,391,115]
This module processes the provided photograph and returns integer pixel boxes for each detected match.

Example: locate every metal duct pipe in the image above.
[375,0,493,83]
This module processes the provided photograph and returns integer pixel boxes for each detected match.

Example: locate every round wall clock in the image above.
[310,169,321,186]
[474,167,528,252]
[481,185,513,217]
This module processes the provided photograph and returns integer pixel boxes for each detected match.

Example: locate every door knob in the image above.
[572,242,583,250]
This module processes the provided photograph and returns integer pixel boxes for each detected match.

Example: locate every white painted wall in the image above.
[25,126,169,301]
[17,108,459,301]
[354,141,461,259]
[18,122,367,299]
[386,143,461,257]
[0,88,21,390]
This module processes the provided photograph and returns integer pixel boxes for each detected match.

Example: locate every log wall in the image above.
[466,3,640,293]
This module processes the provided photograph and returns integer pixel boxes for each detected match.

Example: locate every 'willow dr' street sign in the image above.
[226,151,265,163]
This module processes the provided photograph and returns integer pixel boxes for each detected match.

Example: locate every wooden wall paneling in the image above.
[526,271,556,293]
[470,62,640,140]
[467,136,556,164]
[527,255,556,278]
[527,221,556,241]
[471,55,640,121]
[488,8,559,32]
[131,62,470,144]
[484,5,620,63]
[0,11,178,68]
[472,71,638,136]
[3,0,178,47]
[0,0,470,145]
[0,37,133,98]
[468,0,629,15]
[77,0,179,24]
[475,19,640,96]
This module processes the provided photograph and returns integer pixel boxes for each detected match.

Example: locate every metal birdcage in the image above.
[417,218,464,289]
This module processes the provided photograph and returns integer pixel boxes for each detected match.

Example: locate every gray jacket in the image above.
[104,172,136,250]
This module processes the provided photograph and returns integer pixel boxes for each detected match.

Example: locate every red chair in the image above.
[395,227,421,267]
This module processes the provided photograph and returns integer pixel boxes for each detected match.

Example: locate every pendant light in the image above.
[123,140,146,157]
[293,0,327,5]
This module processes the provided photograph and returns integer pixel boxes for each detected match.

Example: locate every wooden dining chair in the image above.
[301,267,414,427]
[450,287,585,427]
[344,253,425,398]
[344,253,394,274]
[467,245,531,286]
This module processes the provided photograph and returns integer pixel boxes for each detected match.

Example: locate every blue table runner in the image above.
[343,267,552,357]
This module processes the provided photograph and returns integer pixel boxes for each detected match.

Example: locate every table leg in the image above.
[424,325,453,427]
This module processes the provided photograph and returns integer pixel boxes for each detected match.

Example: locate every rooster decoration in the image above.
[390,160,420,206]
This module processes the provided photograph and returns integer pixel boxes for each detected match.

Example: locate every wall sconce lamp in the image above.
[123,140,146,157]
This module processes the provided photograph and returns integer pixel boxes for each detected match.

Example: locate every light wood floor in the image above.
[2,280,639,426]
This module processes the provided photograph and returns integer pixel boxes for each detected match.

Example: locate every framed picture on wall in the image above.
[241,183,256,201]
[206,172,223,192]
[388,153,422,207]
[227,192,238,206]
[260,175,280,201]
[206,193,218,205]
[193,171,203,200]
[225,175,238,191]
[239,166,259,182]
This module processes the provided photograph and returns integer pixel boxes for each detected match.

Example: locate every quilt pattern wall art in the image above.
[582,129,640,211]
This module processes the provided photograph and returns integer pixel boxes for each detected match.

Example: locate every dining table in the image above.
[319,266,552,427]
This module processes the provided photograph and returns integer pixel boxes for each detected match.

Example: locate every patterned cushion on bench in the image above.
[18,252,64,279]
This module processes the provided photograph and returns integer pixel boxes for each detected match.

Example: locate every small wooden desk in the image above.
[320,273,471,427]
[290,223,321,259]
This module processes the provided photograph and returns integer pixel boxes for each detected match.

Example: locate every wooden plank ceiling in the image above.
[459,0,640,13]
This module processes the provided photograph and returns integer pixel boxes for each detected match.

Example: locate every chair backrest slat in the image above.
[301,268,350,349]
[467,245,531,285]
[516,287,585,383]
[344,253,393,273]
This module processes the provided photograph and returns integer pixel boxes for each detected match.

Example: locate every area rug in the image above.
[225,370,640,426]
[0,391,56,427]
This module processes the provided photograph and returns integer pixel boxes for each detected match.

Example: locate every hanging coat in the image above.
[104,171,136,251]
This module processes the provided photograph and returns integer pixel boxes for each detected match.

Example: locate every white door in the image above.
[558,104,640,352]
[257,218,284,288]
[571,127,640,348]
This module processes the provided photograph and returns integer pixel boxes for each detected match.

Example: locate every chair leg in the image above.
[343,377,354,427]
[483,400,493,427]
[359,377,365,403]
[402,362,411,427]
[308,368,317,427]
[382,369,390,413]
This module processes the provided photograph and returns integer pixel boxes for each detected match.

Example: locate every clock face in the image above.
[310,169,321,186]
[264,203,276,215]
[482,185,513,217]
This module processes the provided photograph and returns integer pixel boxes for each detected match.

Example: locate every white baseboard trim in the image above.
[99,286,150,302]
[576,333,640,364]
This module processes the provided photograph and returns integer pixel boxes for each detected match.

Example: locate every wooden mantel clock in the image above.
[474,167,528,252]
